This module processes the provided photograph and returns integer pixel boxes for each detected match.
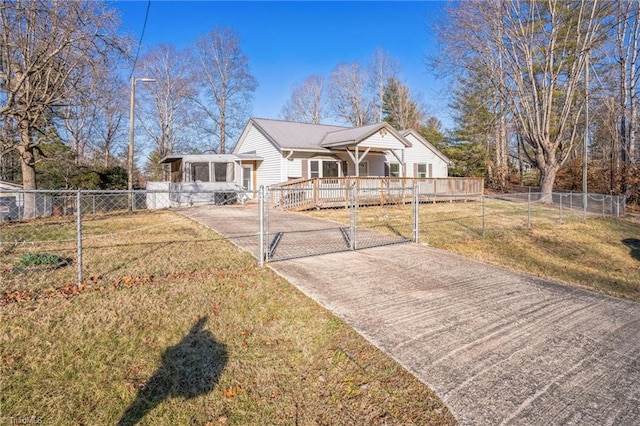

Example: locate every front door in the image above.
[242,166,252,191]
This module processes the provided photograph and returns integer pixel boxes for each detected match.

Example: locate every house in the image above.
[145,119,483,210]
[0,180,54,219]
[232,118,452,190]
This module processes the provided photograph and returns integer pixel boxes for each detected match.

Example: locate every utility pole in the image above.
[127,76,156,194]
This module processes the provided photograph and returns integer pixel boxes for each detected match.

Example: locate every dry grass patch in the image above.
[1,210,454,425]
[1,210,243,294]
[307,200,640,301]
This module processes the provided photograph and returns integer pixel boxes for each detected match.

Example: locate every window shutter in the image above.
[302,159,308,179]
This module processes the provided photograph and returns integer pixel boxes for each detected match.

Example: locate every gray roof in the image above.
[160,154,240,164]
[251,118,347,151]
[321,122,410,148]
[320,123,384,147]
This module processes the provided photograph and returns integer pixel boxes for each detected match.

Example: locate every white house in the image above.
[232,118,451,191]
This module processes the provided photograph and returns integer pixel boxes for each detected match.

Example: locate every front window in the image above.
[310,160,339,178]
[191,162,209,182]
[310,161,320,178]
[214,162,234,182]
[323,161,339,177]
[417,163,427,178]
[387,163,400,178]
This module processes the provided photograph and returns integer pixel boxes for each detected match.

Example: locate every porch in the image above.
[270,177,485,211]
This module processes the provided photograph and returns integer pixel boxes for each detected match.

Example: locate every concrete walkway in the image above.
[184,205,640,425]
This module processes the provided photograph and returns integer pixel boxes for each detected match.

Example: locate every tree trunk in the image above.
[539,164,558,202]
[18,123,38,218]
[220,107,226,154]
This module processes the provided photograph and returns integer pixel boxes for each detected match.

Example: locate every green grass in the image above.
[308,199,640,301]
[1,211,454,425]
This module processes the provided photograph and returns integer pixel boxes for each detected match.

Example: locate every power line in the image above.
[128,0,151,80]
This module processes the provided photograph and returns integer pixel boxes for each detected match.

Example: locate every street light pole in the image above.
[127,76,156,194]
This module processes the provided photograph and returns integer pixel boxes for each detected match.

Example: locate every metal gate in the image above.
[259,185,416,264]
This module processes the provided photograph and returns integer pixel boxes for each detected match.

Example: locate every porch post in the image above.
[355,146,359,177]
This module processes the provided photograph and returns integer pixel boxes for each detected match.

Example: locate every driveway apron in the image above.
[183,204,640,425]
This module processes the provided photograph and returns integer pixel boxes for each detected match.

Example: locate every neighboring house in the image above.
[0,180,22,220]
[0,181,54,219]
[509,152,535,175]
[232,118,451,189]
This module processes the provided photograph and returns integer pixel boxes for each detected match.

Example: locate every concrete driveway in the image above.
[184,205,640,425]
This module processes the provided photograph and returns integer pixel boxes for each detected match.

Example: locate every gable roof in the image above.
[250,118,347,151]
[0,180,22,190]
[320,122,411,148]
[239,118,412,153]
[400,129,452,165]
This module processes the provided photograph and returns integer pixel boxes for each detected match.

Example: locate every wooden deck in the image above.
[269,177,484,211]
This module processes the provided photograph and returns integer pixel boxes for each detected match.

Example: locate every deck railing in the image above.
[270,177,485,210]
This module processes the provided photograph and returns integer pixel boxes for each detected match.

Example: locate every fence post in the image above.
[413,185,419,243]
[570,191,573,210]
[610,193,614,217]
[258,186,265,266]
[559,193,563,224]
[76,190,83,286]
[527,191,531,228]
[265,187,271,262]
[349,184,357,250]
[482,195,486,239]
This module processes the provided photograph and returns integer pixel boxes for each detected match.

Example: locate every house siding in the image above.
[286,158,303,179]
[389,133,448,178]
[236,124,283,188]
[358,132,407,150]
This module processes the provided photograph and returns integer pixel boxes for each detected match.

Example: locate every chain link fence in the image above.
[0,189,254,300]
[260,186,413,263]
[1,187,627,299]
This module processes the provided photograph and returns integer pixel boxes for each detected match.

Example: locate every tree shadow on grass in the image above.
[118,317,227,426]
[622,238,640,262]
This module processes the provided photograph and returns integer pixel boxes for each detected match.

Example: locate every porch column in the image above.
[389,149,406,177]
[346,145,371,178]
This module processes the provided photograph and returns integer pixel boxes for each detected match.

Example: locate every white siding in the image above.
[286,158,302,179]
[365,153,386,176]
[388,133,448,178]
[236,125,283,188]
[358,132,407,150]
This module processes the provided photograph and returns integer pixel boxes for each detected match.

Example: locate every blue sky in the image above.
[112,1,452,128]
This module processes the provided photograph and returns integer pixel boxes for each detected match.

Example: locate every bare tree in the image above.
[60,80,98,166]
[137,44,195,179]
[369,47,398,123]
[0,0,126,214]
[439,0,608,196]
[190,27,257,153]
[281,75,326,124]
[329,62,375,127]
[612,0,640,192]
[93,70,128,169]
